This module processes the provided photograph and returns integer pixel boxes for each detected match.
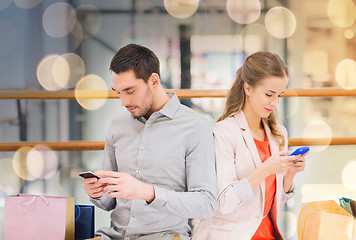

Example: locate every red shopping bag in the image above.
[3,194,75,240]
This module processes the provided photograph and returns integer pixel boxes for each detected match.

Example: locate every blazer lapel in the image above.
[235,112,266,216]
[263,120,278,154]
[263,119,284,207]
[234,112,262,169]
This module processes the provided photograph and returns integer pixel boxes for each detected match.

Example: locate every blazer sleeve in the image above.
[213,121,254,215]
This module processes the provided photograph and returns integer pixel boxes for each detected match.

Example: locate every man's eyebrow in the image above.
[122,86,135,92]
[111,86,135,92]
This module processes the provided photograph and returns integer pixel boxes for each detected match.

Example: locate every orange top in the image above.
[251,137,277,240]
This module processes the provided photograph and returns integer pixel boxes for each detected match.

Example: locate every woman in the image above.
[193,51,307,240]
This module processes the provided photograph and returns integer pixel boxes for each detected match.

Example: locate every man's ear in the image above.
[244,82,251,96]
[148,73,160,88]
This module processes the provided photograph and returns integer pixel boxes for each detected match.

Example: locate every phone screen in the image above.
[79,171,101,179]
[290,146,310,156]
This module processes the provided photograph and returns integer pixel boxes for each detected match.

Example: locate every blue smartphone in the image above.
[289,146,310,156]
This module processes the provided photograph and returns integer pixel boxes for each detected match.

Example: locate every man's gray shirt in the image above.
[91,93,217,240]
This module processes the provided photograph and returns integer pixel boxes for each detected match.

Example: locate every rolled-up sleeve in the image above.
[90,192,116,211]
[281,182,295,204]
[232,177,255,203]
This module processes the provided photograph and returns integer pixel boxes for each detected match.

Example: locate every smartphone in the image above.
[289,146,310,156]
[79,171,101,179]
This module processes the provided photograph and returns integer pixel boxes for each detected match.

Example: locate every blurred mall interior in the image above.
[1,0,356,239]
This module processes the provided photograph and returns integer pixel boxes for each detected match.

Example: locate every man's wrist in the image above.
[143,183,155,203]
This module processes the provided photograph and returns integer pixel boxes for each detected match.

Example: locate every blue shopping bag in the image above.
[75,205,95,240]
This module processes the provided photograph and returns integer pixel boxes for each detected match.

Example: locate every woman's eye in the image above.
[266,94,272,97]
[127,91,134,94]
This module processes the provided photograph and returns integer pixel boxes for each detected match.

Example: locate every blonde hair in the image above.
[218,51,288,150]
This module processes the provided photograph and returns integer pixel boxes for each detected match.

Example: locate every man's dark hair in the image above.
[110,44,160,82]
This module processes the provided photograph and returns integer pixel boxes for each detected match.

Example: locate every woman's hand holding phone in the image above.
[287,146,309,174]
[289,146,310,156]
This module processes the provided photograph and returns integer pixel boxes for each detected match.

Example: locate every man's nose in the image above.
[120,96,129,107]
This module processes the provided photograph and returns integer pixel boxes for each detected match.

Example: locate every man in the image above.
[83,44,217,240]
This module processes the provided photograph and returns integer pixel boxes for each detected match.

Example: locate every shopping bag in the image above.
[75,205,95,240]
[297,200,355,240]
[3,194,75,240]
[339,197,356,217]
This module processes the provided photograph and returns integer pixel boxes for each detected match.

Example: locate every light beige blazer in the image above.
[192,111,294,240]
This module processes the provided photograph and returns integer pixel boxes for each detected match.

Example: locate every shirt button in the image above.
[137,169,141,174]
[146,123,150,128]
[139,147,143,151]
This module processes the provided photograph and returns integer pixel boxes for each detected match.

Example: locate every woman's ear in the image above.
[244,82,251,96]
[148,73,160,88]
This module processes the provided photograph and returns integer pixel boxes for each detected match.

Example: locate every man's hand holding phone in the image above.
[95,170,155,203]
[79,171,101,179]
[80,171,106,198]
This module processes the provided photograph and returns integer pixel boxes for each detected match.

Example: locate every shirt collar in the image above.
[136,92,180,123]
[158,92,180,119]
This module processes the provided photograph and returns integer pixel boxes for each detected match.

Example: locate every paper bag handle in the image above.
[75,204,81,221]
[297,208,313,240]
[21,195,49,206]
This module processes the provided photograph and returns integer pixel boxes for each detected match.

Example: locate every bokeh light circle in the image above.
[42,2,77,38]
[226,0,261,24]
[37,54,63,91]
[76,4,103,39]
[70,21,84,50]
[53,55,70,88]
[284,90,300,118]
[12,146,37,181]
[0,158,24,193]
[342,160,356,190]
[327,0,356,28]
[0,0,12,11]
[335,59,356,90]
[302,120,332,152]
[164,0,199,19]
[277,211,297,239]
[0,19,16,55]
[265,7,296,39]
[344,29,354,39]
[75,74,109,110]
[14,0,41,9]
[27,145,58,179]
[61,53,86,89]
